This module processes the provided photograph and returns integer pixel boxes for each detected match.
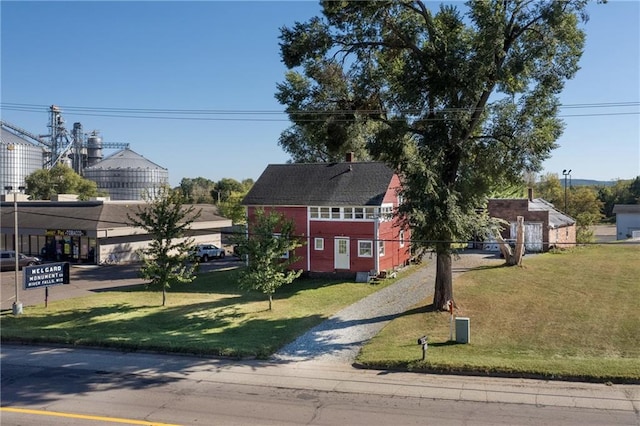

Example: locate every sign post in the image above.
[24,263,70,307]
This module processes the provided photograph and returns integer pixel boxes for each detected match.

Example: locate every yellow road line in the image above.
[0,407,182,426]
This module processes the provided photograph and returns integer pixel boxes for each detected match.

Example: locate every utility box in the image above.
[455,317,470,344]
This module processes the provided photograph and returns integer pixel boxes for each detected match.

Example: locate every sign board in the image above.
[23,262,70,289]
[46,229,86,237]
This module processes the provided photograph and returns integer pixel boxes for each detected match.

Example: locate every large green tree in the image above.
[276,64,379,162]
[127,185,201,306]
[235,208,304,311]
[25,164,104,200]
[278,0,589,310]
[178,177,216,204]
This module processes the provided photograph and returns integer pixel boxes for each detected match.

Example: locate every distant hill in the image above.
[569,179,619,187]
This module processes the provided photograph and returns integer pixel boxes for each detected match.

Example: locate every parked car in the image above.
[192,244,225,262]
[0,251,42,271]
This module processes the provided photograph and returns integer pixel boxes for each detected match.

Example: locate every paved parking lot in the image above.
[0,257,242,312]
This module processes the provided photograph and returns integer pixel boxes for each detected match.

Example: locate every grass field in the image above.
[357,244,640,382]
[1,244,638,382]
[0,267,404,358]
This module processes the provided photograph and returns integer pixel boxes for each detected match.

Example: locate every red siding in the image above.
[378,220,411,272]
[245,171,412,274]
[246,206,308,271]
[309,220,375,272]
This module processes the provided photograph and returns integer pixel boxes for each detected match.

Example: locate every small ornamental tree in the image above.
[127,185,201,306]
[236,208,304,311]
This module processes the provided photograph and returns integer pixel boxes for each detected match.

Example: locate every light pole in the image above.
[4,185,25,315]
[562,169,571,213]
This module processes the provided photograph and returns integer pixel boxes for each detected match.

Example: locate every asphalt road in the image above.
[1,345,638,426]
[0,257,242,312]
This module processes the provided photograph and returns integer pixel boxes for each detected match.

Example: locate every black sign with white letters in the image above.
[23,262,70,289]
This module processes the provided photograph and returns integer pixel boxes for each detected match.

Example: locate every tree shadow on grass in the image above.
[2,305,325,406]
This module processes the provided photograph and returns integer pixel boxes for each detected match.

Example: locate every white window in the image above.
[399,230,405,248]
[314,238,324,250]
[354,208,364,219]
[378,240,385,256]
[344,208,353,219]
[274,233,289,259]
[320,207,330,219]
[358,240,373,257]
[310,207,319,219]
[380,205,393,221]
[365,207,377,219]
[331,207,341,219]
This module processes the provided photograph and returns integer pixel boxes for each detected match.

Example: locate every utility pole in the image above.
[562,169,571,212]
[4,185,25,315]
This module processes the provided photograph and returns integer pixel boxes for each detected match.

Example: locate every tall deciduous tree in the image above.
[278,0,589,310]
[178,177,216,204]
[127,185,201,306]
[25,164,104,200]
[235,208,304,311]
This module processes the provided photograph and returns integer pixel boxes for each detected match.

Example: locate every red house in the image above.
[242,158,411,277]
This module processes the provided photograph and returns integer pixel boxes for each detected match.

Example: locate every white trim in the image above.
[306,207,311,271]
[334,237,350,269]
[358,240,373,257]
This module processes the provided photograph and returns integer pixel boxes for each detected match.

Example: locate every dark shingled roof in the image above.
[0,201,226,231]
[242,162,396,207]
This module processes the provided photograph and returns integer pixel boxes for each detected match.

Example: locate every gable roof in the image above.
[242,162,396,206]
[528,198,575,228]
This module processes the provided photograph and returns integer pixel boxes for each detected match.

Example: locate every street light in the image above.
[4,185,26,315]
[562,169,571,212]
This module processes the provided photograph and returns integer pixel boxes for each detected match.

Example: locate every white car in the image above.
[193,244,225,262]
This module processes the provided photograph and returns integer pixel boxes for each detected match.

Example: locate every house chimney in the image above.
[527,188,533,201]
[345,152,355,162]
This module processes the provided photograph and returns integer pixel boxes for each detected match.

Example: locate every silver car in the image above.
[0,251,42,271]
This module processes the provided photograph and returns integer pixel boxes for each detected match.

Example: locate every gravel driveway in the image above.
[273,250,502,364]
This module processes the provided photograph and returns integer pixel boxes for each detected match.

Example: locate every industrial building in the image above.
[1,105,217,265]
[1,105,167,201]
[84,148,169,201]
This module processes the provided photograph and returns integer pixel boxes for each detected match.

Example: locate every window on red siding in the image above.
[358,240,373,257]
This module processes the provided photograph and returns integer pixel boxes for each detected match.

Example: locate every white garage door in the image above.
[510,222,543,252]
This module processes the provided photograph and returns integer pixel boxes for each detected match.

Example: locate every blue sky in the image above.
[2,1,638,187]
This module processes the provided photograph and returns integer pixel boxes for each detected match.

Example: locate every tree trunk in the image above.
[162,287,166,307]
[433,249,453,311]
[268,294,273,311]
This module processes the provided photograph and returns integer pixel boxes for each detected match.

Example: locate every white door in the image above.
[334,237,350,269]
[510,222,543,252]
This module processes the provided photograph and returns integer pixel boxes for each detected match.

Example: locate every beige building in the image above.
[1,195,231,264]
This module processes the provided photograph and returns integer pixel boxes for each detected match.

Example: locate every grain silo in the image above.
[83,148,169,200]
[0,127,45,194]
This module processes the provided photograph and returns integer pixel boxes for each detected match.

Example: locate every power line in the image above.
[1,102,638,123]
[2,208,637,246]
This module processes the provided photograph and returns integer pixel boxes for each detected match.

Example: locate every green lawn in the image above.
[0,267,403,358]
[357,244,640,382]
[2,244,638,382]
